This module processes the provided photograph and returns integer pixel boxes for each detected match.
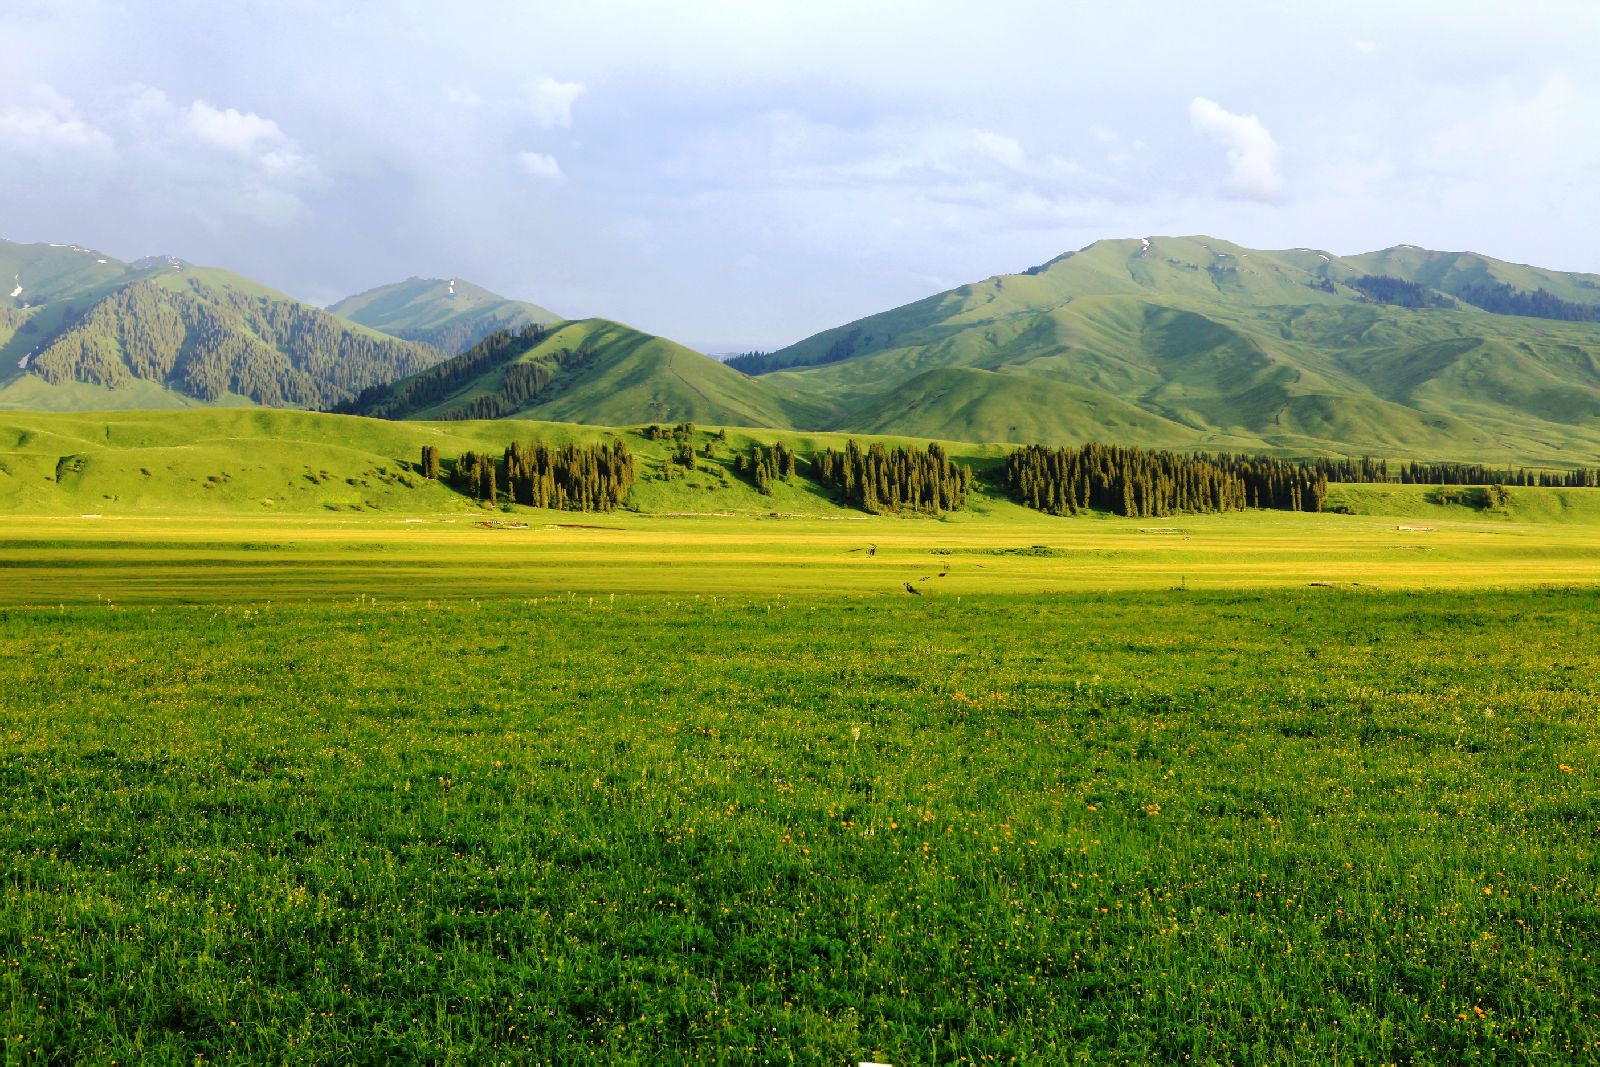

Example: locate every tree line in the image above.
[436,438,636,511]
[1300,456,1600,488]
[1005,443,1329,516]
[1456,282,1600,323]
[812,440,972,514]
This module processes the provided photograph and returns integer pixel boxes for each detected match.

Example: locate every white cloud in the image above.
[525,77,585,129]
[0,82,319,226]
[1354,39,1378,54]
[517,151,565,180]
[184,101,287,155]
[1189,96,1283,202]
[0,85,114,155]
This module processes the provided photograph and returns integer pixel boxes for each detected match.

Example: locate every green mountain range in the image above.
[7,234,1600,465]
[328,276,560,354]
[729,236,1600,464]
[0,240,443,411]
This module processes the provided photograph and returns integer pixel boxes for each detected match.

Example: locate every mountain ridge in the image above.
[329,276,561,355]
[725,236,1600,464]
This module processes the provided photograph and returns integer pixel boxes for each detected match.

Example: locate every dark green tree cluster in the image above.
[1307,456,1390,482]
[722,327,866,376]
[641,423,696,441]
[1456,282,1600,323]
[419,445,441,480]
[1392,461,1600,487]
[449,439,636,510]
[1349,275,1454,309]
[812,440,972,514]
[1005,443,1329,516]
[1251,455,1597,488]
[720,351,769,373]
[732,442,797,495]
[1432,484,1512,510]
[452,451,499,503]
[338,325,543,416]
[439,342,596,421]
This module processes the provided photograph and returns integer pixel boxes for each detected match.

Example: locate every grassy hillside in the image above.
[330,276,560,354]
[753,237,1600,465]
[344,318,812,430]
[6,408,1599,533]
[0,407,1008,516]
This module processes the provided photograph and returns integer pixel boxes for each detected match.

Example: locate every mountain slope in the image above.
[341,318,805,429]
[330,277,560,354]
[750,236,1600,464]
[1,239,446,411]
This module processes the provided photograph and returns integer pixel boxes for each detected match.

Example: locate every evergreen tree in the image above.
[811,440,973,514]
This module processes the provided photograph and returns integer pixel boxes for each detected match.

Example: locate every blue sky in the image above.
[3,0,1597,350]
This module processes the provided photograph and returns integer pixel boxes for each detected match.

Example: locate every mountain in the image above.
[329,277,560,355]
[739,236,1600,465]
[339,317,805,429]
[0,239,446,411]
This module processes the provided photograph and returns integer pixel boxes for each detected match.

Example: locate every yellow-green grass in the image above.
[4,504,1600,606]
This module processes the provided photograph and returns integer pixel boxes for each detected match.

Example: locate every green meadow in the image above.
[2,409,1600,1062]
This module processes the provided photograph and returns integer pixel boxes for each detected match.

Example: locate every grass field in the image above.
[4,500,1600,607]
[4,410,1600,1061]
[2,590,1598,1062]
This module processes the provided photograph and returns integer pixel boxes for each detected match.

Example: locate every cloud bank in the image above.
[1189,97,1283,202]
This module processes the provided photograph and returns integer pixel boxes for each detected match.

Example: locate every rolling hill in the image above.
[339,317,809,429]
[0,240,446,412]
[739,236,1600,465]
[329,276,560,354]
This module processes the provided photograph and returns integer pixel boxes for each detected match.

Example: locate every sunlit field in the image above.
[3,496,1600,606]
[2,504,1599,1061]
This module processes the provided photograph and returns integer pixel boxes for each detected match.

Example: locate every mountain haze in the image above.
[329,277,560,354]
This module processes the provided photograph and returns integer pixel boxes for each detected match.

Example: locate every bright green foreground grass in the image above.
[1,591,1597,1062]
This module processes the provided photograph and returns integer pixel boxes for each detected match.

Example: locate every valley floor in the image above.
[1,588,1597,1061]
[3,492,1599,1061]
[3,503,1600,605]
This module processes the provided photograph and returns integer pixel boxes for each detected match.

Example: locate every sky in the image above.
[3,0,1598,352]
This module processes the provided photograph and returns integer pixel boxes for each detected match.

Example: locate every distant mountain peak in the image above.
[130,254,186,271]
[328,275,560,354]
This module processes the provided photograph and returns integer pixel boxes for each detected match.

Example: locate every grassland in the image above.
[4,408,1600,1061]
[2,590,1598,1062]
